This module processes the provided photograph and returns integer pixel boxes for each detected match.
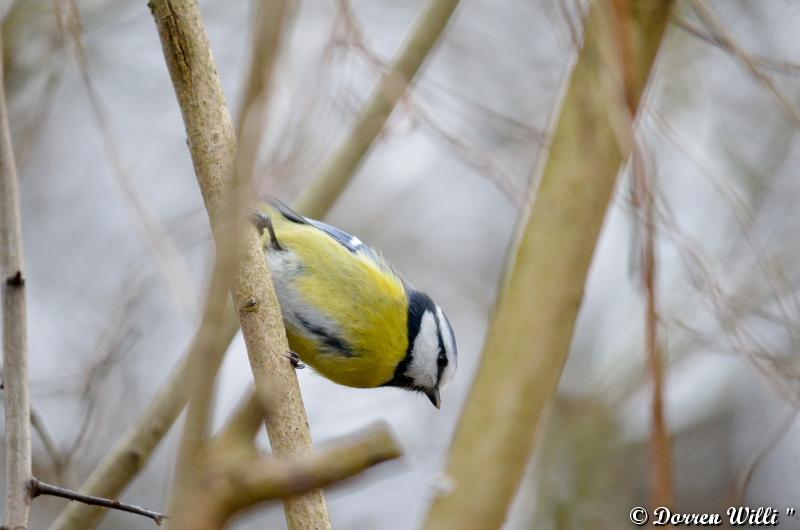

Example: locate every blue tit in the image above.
[251,199,457,408]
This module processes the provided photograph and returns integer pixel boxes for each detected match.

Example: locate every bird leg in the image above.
[250,209,283,251]
[283,351,305,369]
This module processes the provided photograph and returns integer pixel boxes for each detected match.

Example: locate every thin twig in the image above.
[30,478,167,526]
[30,406,68,482]
[48,307,240,530]
[631,145,675,509]
[733,406,797,504]
[294,0,462,219]
[0,23,33,530]
[674,17,800,76]
[690,1,800,128]
[53,0,197,319]
[613,0,675,509]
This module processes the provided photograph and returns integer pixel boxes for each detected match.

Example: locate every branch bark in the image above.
[31,479,167,526]
[0,25,33,530]
[147,1,330,528]
[170,426,402,530]
[420,2,674,529]
[47,1,459,519]
[293,0,461,218]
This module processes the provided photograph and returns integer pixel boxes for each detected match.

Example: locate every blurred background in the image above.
[2,0,800,528]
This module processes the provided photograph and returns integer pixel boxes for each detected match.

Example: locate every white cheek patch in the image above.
[405,310,439,389]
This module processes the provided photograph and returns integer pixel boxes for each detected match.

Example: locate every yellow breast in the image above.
[263,208,409,388]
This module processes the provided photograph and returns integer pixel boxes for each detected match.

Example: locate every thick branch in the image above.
[147,1,330,528]
[0,26,33,530]
[49,1,449,527]
[420,2,674,529]
[171,426,402,530]
[31,478,167,526]
[293,0,461,218]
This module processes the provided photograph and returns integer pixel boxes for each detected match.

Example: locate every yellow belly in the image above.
[262,206,410,388]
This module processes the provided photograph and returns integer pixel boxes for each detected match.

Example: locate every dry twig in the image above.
[48,310,240,530]
[294,0,462,218]
[31,478,167,526]
[631,146,675,508]
[690,1,800,128]
[0,25,33,530]
[53,0,197,319]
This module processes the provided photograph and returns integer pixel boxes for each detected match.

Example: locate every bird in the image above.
[250,198,457,408]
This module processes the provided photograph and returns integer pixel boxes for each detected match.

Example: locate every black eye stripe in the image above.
[434,313,447,384]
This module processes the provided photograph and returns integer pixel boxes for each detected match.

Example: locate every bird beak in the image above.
[426,388,441,409]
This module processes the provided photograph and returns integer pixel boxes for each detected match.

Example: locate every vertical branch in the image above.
[632,147,674,509]
[611,0,674,508]
[0,27,33,530]
[169,267,238,503]
[147,1,331,529]
[420,2,673,529]
[293,0,461,218]
[48,0,450,526]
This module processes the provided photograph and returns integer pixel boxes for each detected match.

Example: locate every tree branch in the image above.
[170,425,402,530]
[54,0,197,319]
[293,0,461,218]
[147,1,332,528]
[420,2,674,529]
[690,0,800,128]
[47,3,459,517]
[0,24,33,530]
[30,478,167,526]
[48,310,239,530]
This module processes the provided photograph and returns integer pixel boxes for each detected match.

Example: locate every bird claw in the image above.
[250,209,283,251]
[283,351,305,369]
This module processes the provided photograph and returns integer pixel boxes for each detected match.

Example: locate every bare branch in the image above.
[53,0,197,319]
[673,18,800,76]
[690,1,800,128]
[147,1,334,528]
[631,145,675,508]
[0,23,33,530]
[213,388,267,452]
[170,425,402,530]
[29,406,67,482]
[420,2,674,529]
[48,310,240,530]
[31,478,166,526]
[294,0,462,218]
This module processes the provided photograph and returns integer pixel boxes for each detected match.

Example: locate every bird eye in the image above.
[437,351,447,367]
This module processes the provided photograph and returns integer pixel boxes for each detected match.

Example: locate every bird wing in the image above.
[268,197,372,255]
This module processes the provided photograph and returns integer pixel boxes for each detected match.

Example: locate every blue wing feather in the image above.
[268,197,370,254]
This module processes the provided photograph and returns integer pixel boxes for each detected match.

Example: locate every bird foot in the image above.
[283,351,305,369]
